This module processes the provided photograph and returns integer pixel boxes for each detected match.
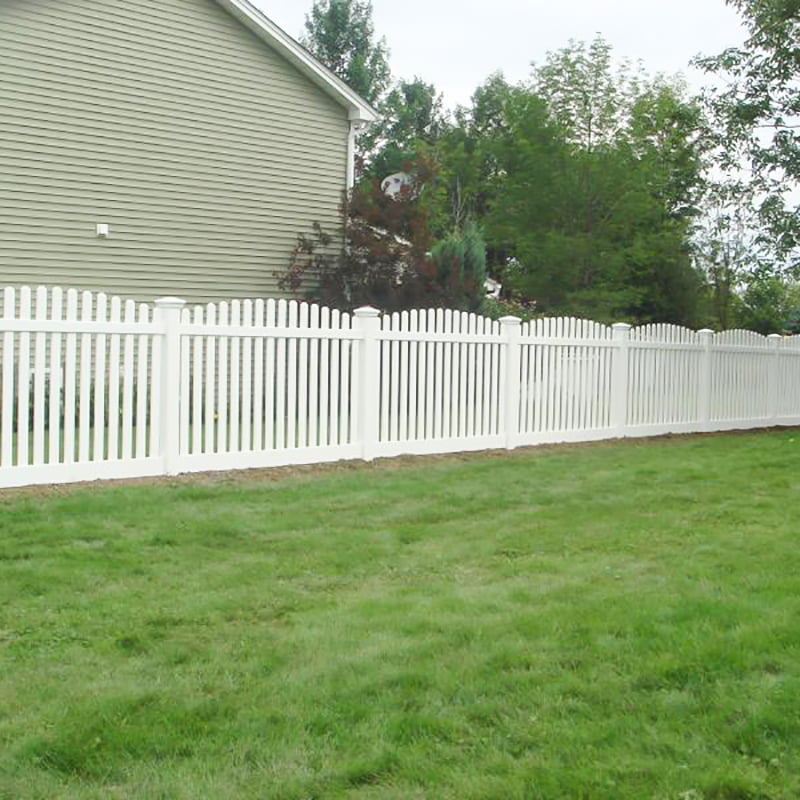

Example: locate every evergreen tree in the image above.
[430,222,487,313]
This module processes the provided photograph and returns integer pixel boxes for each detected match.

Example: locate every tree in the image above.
[278,156,492,312]
[697,0,800,267]
[362,77,447,181]
[301,0,390,105]
[279,187,430,311]
[429,222,487,313]
[693,209,749,330]
[532,36,641,151]
[739,271,800,333]
[480,39,706,324]
[692,185,769,329]
[430,75,522,241]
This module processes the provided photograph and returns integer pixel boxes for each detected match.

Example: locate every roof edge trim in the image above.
[214,0,379,122]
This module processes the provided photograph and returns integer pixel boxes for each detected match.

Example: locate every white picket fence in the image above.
[1,285,799,489]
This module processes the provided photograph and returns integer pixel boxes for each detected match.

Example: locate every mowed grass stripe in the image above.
[1,431,799,799]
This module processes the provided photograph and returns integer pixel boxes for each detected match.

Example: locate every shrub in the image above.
[429,221,487,313]
[483,295,539,322]
[278,157,439,313]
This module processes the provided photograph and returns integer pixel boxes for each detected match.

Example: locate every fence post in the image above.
[499,316,522,450]
[354,306,382,462]
[154,297,186,476]
[768,334,782,423]
[610,323,631,436]
[698,329,714,431]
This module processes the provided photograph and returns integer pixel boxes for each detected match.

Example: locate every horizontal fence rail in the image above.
[1,285,799,488]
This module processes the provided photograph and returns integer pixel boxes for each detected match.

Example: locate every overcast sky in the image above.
[252,0,748,107]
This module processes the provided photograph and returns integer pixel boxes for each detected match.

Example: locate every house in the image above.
[0,0,376,305]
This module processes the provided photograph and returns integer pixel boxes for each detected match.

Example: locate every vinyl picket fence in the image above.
[1,285,799,489]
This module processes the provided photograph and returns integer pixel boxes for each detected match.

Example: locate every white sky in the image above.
[252,0,748,107]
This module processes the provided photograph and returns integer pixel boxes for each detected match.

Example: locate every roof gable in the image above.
[214,0,378,122]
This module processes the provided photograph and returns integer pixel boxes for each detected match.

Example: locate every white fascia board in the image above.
[214,0,378,122]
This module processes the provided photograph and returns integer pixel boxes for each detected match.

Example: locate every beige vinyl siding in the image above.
[0,0,350,304]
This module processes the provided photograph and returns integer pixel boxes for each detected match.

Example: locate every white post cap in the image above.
[154,297,187,308]
[354,306,381,318]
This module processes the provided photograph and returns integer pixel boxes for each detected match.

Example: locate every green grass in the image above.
[1,431,800,799]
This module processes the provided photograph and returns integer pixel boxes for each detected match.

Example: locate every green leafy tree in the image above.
[480,39,706,324]
[697,0,800,267]
[301,0,390,105]
[783,282,800,332]
[477,88,576,305]
[693,189,765,329]
[533,36,642,151]
[363,78,447,181]
[739,271,799,333]
[432,75,522,243]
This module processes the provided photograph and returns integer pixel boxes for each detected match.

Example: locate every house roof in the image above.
[214,0,378,122]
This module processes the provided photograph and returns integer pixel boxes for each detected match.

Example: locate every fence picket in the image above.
[135,303,149,459]
[49,288,64,464]
[1,288,15,467]
[121,299,135,460]
[318,305,330,447]
[308,303,320,448]
[252,299,265,451]
[241,299,253,453]
[32,287,48,466]
[191,306,204,455]
[108,296,121,462]
[440,310,452,440]
[286,301,298,449]
[93,293,108,462]
[423,311,434,441]
[15,287,32,467]
[340,313,353,444]
[149,301,161,459]
[406,310,417,441]
[457,313,468,438]
[329,308,340,446]
[465,314,475,437]
[77,291,92,463]
[399,311,410,442]
[345,312,358,448]
[297,302,309,449]
[230,300,242,453]
[543,320,553,433]
[204,304,216,454]
[475,315,486,436]
[380,315,391,443]
[217,302,229,453]
[276,300,288,449]
[63,290,79,464]
[264,299,277,450]
[390,312,401,442]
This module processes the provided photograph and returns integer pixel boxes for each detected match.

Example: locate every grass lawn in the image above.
[1,431,800,799]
